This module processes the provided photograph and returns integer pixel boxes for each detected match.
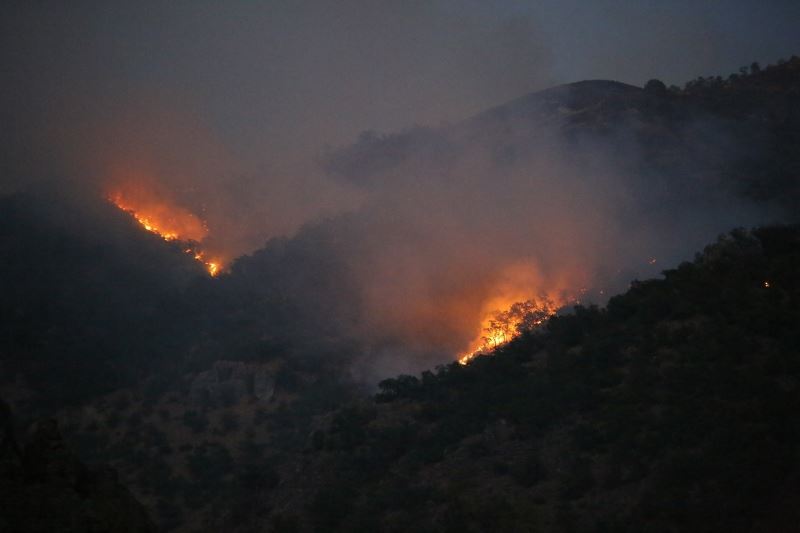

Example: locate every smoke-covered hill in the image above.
[1,58,800,531]
[230,57,800,378]
[3,58,800,405]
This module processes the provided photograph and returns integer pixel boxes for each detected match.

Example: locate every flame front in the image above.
[458,296,558,365]
[454,262,577,365]
[108,190,223,277]
[108,191,208,243]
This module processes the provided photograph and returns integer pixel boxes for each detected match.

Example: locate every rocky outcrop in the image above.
[253,366,276,401]
[189,360,275,407]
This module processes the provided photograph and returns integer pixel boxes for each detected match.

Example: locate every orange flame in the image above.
[458,296,558,365]
[108,190,224,277]
[455,262,580,365]
[108,191,208,243]
[192,250,222,277]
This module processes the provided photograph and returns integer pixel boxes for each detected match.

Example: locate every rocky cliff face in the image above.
[189,360,276,407]
[0,401,157,533]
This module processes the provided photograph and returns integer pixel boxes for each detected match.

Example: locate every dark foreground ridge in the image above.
[271,225,800,532]
[39,225,797,532]
[0,399,157,532]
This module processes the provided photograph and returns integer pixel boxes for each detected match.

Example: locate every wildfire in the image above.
[458,296,558,365]
[108,191,224,277]
[108,191,208,242]
[131,214,179,240]
[192,250,222,277]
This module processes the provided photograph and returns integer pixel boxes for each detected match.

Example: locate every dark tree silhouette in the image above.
[644,78,667,96]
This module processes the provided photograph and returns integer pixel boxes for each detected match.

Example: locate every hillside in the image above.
[327,57,800,218]
[52,224,800,532]
[0,400,157,532]
[281,225,800,532]
[0,191,210,408]
[5,57,799,411]
[1,57,800,531]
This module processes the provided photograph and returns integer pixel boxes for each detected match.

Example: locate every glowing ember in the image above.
[458,296,558,365]
[108,191,223,277]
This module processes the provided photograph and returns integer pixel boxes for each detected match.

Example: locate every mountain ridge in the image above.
[1,57,800,531]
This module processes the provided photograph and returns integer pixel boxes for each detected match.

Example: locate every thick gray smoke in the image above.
[0,1,555,258]
[1,3,795,380]
[229,81,779,380]
[3,2,796,256]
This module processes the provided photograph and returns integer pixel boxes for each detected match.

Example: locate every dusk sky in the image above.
[4,1,799,163]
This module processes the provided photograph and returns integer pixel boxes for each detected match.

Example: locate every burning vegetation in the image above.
[459,296,558,364]
[108,190,223,276]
